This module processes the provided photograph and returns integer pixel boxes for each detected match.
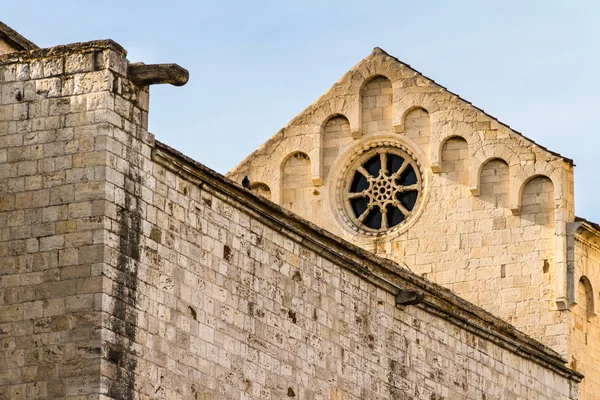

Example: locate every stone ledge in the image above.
[152,139,584,384]
[0,39,127,65]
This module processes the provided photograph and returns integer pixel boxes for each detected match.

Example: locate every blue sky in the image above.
[4,1,600,222]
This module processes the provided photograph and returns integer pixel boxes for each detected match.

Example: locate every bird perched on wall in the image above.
[242,176,251,190]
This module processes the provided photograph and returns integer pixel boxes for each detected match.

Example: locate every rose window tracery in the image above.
[344,148,421,233]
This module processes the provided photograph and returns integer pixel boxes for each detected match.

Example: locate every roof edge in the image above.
[229,47,574,178]
[372,46,574,165]
[0,21,38,51]
[574,216,600,242]
[154,139,583,383]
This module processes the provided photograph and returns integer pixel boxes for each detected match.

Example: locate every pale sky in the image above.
[4,1,599,222]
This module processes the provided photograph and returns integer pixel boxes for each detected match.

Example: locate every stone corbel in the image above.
[128,63,189,86]
[309,146,323,186]
[349,100,362,139]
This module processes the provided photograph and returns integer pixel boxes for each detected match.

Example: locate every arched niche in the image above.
[361,75,393,135]
[431,122,481,173]
[576,276,596,320]
[479,158,510,208]
[519,175,555,227]
[440,136,469,185]
[250,182,271,200]
[467,143,520,196]
[281,152,315,216]
[322,114,353,180]
[402,107,430,155]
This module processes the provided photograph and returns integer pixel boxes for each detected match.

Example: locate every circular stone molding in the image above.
[334,140,426,236]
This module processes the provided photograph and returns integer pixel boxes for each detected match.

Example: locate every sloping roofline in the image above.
[373,47,573,164]
[575,216,600,237]
[230,47,574,177]
[0,21,38,51]
[154,139,582,383]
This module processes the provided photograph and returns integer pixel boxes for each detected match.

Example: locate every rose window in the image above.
[344,148,421,233]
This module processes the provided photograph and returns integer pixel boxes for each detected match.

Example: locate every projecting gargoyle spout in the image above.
[395,288,424,306]
[128,63,189,86]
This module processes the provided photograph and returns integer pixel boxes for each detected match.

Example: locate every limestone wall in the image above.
[569,231,600,399]
[0,39,584,399]
[227,48,576,358]
[0,41,135,398]
[141,141,580,399]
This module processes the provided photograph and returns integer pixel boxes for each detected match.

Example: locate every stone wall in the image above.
[146,142,580,399]
[323,115,352,180]
[0,38,585,399]
[227,48,576,359]
[281,151,323,224]
[0,40,134,398]
[569,230,600,399]
[361,75,392,135]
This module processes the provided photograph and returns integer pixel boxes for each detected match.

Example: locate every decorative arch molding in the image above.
[359,75,394,137]
[314,102,360,138]
[348,58,405,98]
[256,135,323,204]
[431,122,481,173]
[345,53,413,137]
[575,275,597,320]
[321,113,353,156]
[468,143,521,196]
[357,73,393,94]
[513,171,570,313]
[321,113,351,131]
[470,157,510,196]
[279,148,322,186]
[510,166,562,216]
[286,97,360,142]
[280,150,313,177]
[393,97,439,134]
[249,181,272,200]
[280,150,312,203]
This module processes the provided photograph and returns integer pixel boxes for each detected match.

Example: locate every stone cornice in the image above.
[573,218,600,253]
[0,39,127,65]
[152,140,583,383]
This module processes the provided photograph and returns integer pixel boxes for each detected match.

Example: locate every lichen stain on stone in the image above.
[387,359,408,400]
[150,226,162,243]
[108,168,142,399]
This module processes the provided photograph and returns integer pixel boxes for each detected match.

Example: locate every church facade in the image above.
[0,22,595,399]
[227,48,600,398]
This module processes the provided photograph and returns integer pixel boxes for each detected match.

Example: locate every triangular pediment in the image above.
[226,48,576,333]
[228,47,571,203]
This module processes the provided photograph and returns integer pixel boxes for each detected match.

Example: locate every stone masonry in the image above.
[0,40,139,399]
[229,47,600,399]
[0,24,588,399]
